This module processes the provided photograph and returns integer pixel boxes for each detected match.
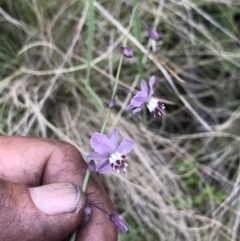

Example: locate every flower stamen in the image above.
[146,98,165,117]
[109,152,128,173]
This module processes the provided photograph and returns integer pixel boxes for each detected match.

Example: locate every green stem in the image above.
[100,108,111,134]
[69,231,77,241]
[86,0,94,84]
[111,7,136,99]
[82,169,90,192]
[111,54,123,99]
[81,2,137,195]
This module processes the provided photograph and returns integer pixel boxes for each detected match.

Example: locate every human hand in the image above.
[0,136,117,241]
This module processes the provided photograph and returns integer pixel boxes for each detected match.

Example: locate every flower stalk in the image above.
[69,1,165,240]
[81,3,137,194]
[111,6,136,100]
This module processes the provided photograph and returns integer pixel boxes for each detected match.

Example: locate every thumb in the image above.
[0,179,86,241]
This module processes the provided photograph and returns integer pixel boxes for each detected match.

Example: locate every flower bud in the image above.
[148,28,159,41]
[80,206,93,227]
[128,2,133,12]
[141,21,160,41]
[108,99,115,109]
[122,47,133,58]
[109,214,129,234]
[88,160,96,172]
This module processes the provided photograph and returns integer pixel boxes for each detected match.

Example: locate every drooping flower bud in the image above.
[108,99,115,109]
[141,21,160,41]
[122,46,133,58]
[109,214,129,234]
[80,206,93,227]
[127,2,133,12]
[148,28,159,41]
[88,201,130,234]
[88,160,96,172]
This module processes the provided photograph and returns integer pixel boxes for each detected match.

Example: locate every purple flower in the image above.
[110,214,129,234]
[126,76,165,117]
[86,128,134,173]
[122,46,133,58]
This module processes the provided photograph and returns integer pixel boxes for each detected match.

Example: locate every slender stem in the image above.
[82,3,137,181]
[69,231,76,241]
[90,202,110,216]
[82,169,90,192]
[100,108,111,134]
[111,54,123,99]
[102,8,137,133]
[106,17,132,129]
[86,0,94,84]
[111,7,136,99]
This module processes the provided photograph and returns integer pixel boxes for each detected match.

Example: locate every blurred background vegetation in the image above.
[1,0,240,240]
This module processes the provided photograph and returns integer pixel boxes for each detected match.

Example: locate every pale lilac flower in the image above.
[86,128,134,173]
[110,214,129,234]
[126,76,165,117]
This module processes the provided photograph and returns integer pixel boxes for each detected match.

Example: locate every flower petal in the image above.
[86,151,109,161]
[133,106,144,114]
[109,128,118,150]
[140,79,148,96]
[130,91,147,107]
[96,160,112,173]
[148,76,155,97]
[116,138,134,155]
[90,133,114,154]
[126,104,134,110]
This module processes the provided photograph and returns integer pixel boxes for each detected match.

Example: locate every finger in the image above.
[0,178,86,241]
[0,136,117,241]
[76,173,118,241]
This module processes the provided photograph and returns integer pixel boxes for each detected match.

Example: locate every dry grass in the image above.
[1,0,240,240]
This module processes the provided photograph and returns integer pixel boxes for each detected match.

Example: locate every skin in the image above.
[0,136,118,241]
